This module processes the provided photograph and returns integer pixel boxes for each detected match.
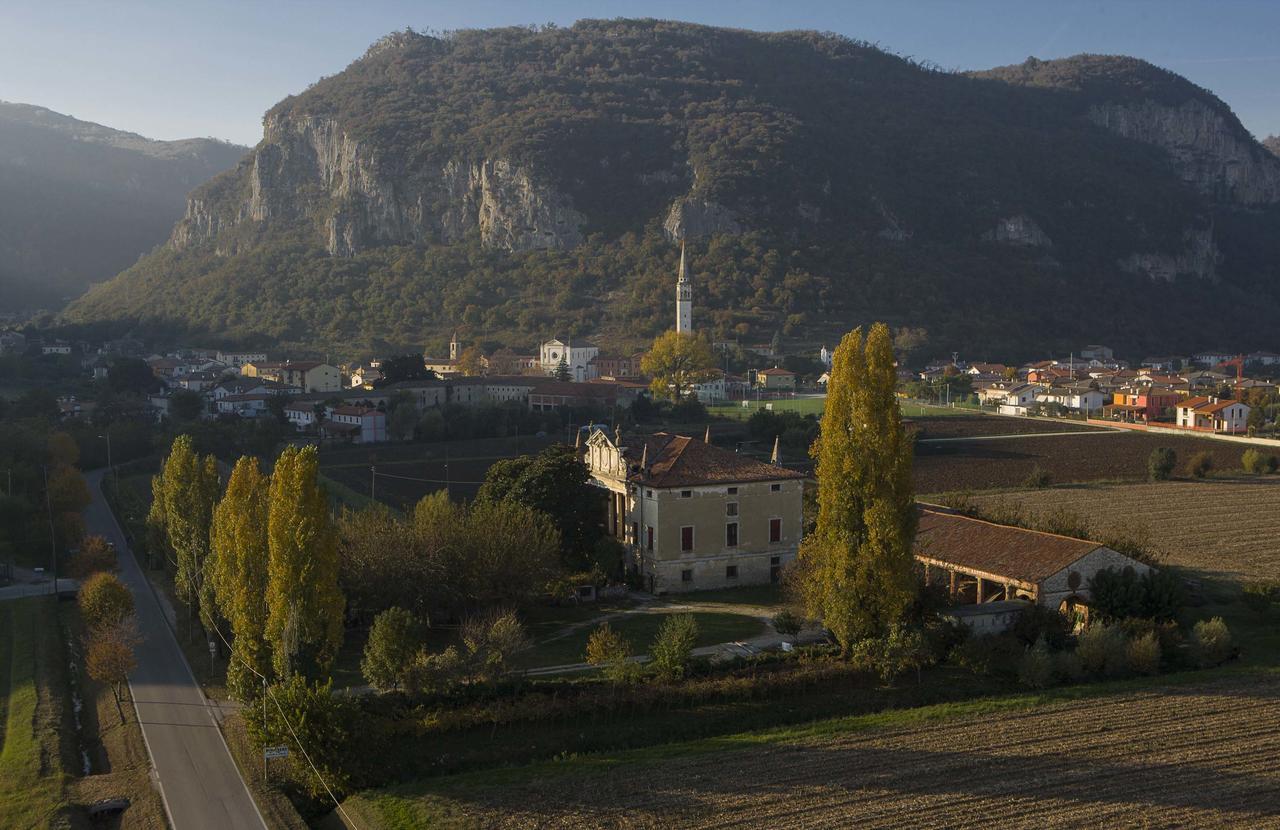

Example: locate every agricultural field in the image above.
[908,414,1103,440]
[319,434,553,509]
[914,430,1275,493]
[961,477,1280,586]
[339,672,1280,829]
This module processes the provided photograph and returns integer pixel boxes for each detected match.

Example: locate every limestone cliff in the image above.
[1089,100,1280,205]
[984,215,1052,247]
[1120,226,1220,282]
[173,113,585,256]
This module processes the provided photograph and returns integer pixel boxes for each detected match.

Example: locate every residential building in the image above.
[591,353,646,379]
[1104,387,1181,423]
[41,341,73,356]
[584,429,806,593]
[217,350,268,369]
[1079,345,1114,362]
[215,393,271,417]
[246,360,342,393]
[1192,351,1237,367]
[756,367,796,391]
[995,384,1040,415]
[1174,397,1251,433]
[1035,385,1106,412]
[1247,351,1280,367]
[0,331,27,355]
[915,505,1151,611]
[283,402,319,430]
[323,405,386,443]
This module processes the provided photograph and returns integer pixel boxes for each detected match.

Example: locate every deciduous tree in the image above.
[641,331,715,401]
[793,323,917,652]
[360,607,421,691]
[266,445,344,679]
[79,572,134,629]
[85,619,141,724]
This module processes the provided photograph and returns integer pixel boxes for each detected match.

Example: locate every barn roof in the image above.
[914,505,1105,585]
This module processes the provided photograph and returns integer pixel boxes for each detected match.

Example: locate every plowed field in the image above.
[353,673,1280,829]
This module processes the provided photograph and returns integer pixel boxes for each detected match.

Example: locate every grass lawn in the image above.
[899,401,983,417]
[513,610,766,669]
[670,584,785,607]
[0,598,69,827]
[708,396,827,420]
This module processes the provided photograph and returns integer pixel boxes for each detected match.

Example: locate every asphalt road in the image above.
[85,470,267,830]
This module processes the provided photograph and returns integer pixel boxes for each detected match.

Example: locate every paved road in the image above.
[0,578,77,602]
[85,470,267,830]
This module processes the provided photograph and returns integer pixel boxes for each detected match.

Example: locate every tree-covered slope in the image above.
[0,102,246,312]
[65,21,1280,359]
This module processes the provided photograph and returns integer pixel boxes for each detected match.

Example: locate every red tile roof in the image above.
[621,432,805,487]
[914,506,1105,585]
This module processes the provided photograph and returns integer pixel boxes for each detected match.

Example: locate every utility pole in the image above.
[370,465,376,503]
[99,432,114,489]
[444,444,450,501]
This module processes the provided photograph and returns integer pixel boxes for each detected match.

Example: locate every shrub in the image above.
[771,609,803,641]
[585,622,640,684]
[1022,465,1051,489]
[460,609,530,683]
[1053,650,1085,684]
[1184,451,1213,479]
[1242,581,1280,619]
[404,646,466,695]
[950,633,1022,678]
[1039,506,1089,539]
[1147,447,1176,481]
[1011,604,1070,650]
[68,535,117,578]
[78,572,134,629]
[1140,569,1186,621]
[1266,454,1280,474]
[852,625,932,684]
[361,607,422,691]
[1191,618,1233,668]
[1126,632,1162,675]
[1242,448,1266,475]
[1017,637,1055,689]
[1075,624,1130,678]
[1088,568,1147,621]
[650,614,699,681]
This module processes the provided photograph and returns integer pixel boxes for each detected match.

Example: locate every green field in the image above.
[708,397,827,420]
[0,598,69,827]
[899,401,983,417]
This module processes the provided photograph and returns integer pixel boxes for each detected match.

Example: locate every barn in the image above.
[914,505,1151,612]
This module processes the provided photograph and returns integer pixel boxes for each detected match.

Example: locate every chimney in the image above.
[770,435,781,465]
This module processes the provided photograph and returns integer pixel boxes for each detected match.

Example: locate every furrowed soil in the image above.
[914,430,1275,492]
[343,672,1280,829]
[960,477,1280,585]
[907,415,1103,440]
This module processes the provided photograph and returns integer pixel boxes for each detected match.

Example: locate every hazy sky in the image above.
[3,0,1279,146]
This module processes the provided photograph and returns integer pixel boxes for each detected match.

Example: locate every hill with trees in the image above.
[0,101,246,313]
[63,20,1280,360]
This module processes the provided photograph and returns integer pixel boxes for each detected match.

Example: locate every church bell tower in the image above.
[676,242,692,334]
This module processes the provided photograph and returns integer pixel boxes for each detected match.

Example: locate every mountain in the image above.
[0,102,246,312]
[1265,136,1280,158]
[65,21,1280,359]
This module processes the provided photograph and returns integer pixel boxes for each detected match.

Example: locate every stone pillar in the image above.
[976,577,985,604]
[949,570,956,600]
[607,492,616,538]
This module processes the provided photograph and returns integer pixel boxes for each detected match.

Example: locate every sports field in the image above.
[707,396,827,420]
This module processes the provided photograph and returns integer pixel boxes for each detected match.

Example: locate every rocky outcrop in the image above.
[1089,100,1280,205]
[662,196,742,241]
[1120,226,1219,282]
[174,113,584,256]
[1264,135,1280,158]
[984,214,1052,247]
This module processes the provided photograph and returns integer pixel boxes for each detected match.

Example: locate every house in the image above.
[41,340,73,356]
[1141,356,1184,372]
[756,367,796,391]
[914,505,1151,611]
[995,384,1039,416]
[1079,345,1114,362]
[349,367,383,388]
[1193,351,1237,367]
[966,363,1009,378]
[323,405,386,444]
[215,393,271,417]
[1174,396,1250,434]
[283,402,319,430]
[539,339,599,381]
[691,371,728,403]
[246,360,342,393]
[216,350,267,369]
[1035,385,1106,413]
[1103,387,1181,423]
[527,380,618,412]
[591,353,646,379]
[1247,351,1280,367]
[583,429,806,594]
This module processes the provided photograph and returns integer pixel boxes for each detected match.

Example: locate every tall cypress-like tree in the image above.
[795,322,917,651]
[158,436,220,628]
[210,456,273,699]
[266,445,344,679]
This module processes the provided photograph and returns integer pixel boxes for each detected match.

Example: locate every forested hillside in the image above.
[64,21,1280,359]
[0,102,245,312]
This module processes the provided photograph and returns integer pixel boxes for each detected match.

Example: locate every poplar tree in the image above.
[266,445,344,679]
[211,456,273,699]
[795,322,917,651]
[159,436,220,628]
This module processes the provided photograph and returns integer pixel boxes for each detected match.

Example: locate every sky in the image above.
[2,0,1279,147]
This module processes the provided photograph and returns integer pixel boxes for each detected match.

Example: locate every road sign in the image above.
[263,746,290,759]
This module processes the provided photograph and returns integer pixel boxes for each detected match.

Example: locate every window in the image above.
[725,565,739,579]
[770,483,781,492]
[681,526,694,552]
[645,489,653,498]
[769,518,782,543]
[631,522,638,544]
[646,526,654,551]
[681,569,693,583]
[726,522,738,547]
[727,487,738,495]
[726,502,739,517]
[680,490,692,498]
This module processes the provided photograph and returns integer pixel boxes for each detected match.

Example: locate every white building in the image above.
[539,339,599,382]
[1035,386,1106,412]
[1174,396,1250,433]
[217,350,268,369]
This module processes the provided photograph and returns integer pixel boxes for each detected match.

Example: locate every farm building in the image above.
[914,505,1151,611]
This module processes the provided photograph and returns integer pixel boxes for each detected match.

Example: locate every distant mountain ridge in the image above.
[0,101,246,312]
[64,21,1280,358]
